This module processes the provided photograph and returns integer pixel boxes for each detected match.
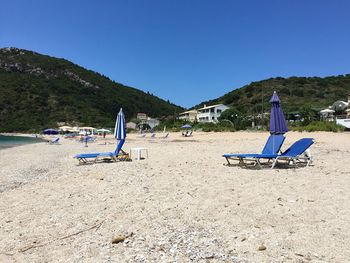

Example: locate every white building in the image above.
[137,113,148,121]
[79,127,95,135]
[197,104,230,123]
[319,108,335,121]
[147,118,160,129]
[126,121,137,130]
[178,110,198,122]
[335,93,350,129]
[58,126,79,132]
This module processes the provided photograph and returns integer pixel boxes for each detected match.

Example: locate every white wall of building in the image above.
[197,104,229,123]
[178,110,198,122]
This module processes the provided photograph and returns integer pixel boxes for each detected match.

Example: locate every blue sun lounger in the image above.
[249,138,314,169]
[74,140,127,164]
[48,138,60,144]
[223,134,285,166]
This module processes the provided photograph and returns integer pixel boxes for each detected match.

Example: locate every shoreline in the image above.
[0,132,38,137]
[0,133,45,151]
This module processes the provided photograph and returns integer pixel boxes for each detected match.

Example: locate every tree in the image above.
[300,106,318,125]
[219,108,250,130]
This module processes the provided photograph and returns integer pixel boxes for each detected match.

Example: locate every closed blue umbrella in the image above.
[114,108,126,140]
[43,128,59,135]
[269,91,288,134]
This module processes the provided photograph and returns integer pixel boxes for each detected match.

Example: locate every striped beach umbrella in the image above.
[114,108,126,140]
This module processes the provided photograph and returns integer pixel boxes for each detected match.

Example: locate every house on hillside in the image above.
[197,104,230,123]
[79,127,95,135]
[333,93,350,129]
[319,107,335,121]
[126,121,137,130]
[137,113,148,121]
[178,110,198,122]
[58,126,79,133]
[147,118,160,129]
[332,100,349,113]
[318,93,350,128]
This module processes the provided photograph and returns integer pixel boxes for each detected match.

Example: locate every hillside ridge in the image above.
[0,47,183,132]
[193,75,350,114]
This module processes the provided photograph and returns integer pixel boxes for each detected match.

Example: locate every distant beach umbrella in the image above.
[181,124,192,129]
[269,91,288,135]
[58,126,73,132]
[96,128,111,133]
[43,128,59,135]
[114,108,126,140]
[320,109,335,114]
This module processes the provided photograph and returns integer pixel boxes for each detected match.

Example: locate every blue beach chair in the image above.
[223,134,285,167]
[79,136,96,143]
[249,138,314,169]
[48,138,60,144]
[74,140,128,164]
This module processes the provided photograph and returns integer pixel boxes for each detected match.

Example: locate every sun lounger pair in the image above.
[223,135,314,169]
[182,131,192,137]
[74,140,129,164]
[48,138,60,144]
[79,136,96,143]
[140,133,168,139]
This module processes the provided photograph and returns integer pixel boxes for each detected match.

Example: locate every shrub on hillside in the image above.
[290,121,345,132]
[196,122,235,132]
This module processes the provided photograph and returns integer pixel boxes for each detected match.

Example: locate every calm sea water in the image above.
[0,135,43,150]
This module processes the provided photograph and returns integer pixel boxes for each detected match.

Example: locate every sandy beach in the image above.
[0,131,349,262]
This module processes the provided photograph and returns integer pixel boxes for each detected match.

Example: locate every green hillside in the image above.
[0,47,183,132]
[194,75,350,114]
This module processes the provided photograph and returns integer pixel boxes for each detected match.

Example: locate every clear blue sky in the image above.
[1,0,350,108]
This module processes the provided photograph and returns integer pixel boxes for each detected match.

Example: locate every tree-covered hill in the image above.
[0,47,183,132]
[194,75,350,115]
